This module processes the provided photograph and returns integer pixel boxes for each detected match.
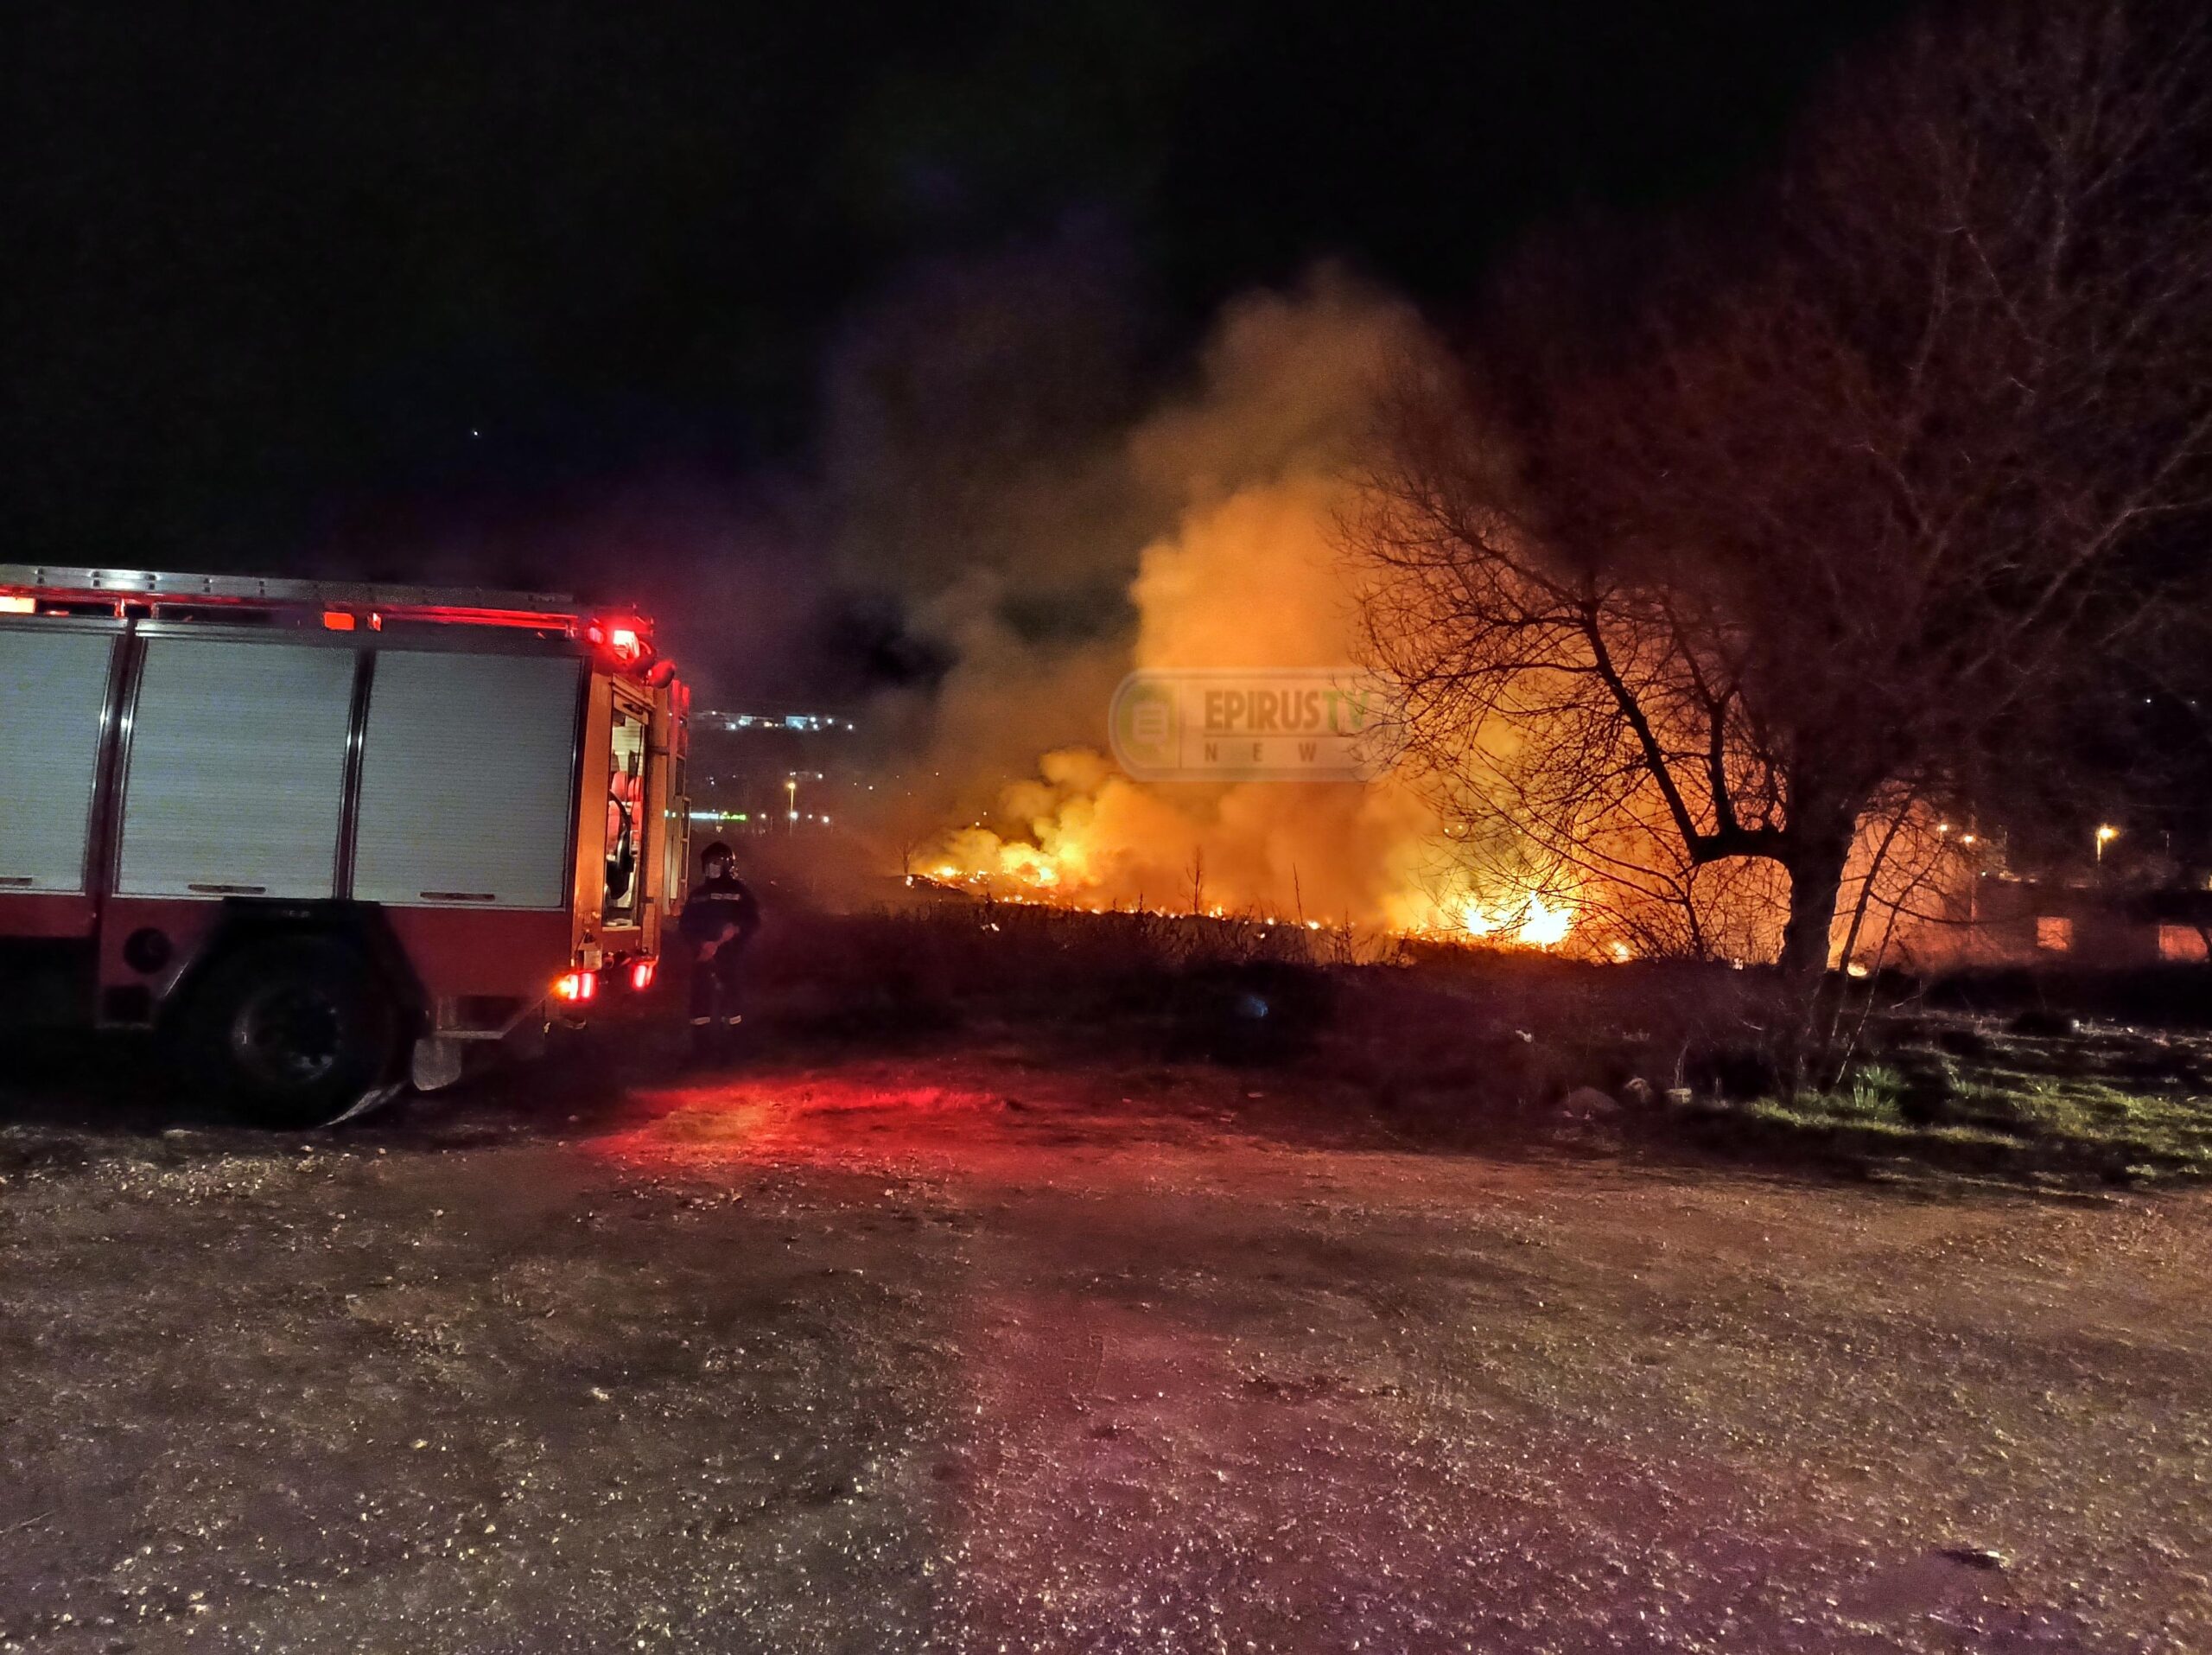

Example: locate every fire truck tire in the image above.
[176,936,403,1129]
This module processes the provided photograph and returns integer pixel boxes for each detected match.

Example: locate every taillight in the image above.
[629,958,657,991]
[552,970,598,1003]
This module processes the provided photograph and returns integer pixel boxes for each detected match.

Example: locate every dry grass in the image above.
[729,901,2212,1185]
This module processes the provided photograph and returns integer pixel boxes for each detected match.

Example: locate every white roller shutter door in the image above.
[0,627,115,893]
[118,637,355,898]
[351,651,581,910]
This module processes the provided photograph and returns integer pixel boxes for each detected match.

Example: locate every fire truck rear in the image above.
[0,566,689,1126]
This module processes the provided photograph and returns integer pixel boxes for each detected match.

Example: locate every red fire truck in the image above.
[0,566,689,1126]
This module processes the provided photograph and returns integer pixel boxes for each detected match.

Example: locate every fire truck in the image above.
[0,566,689,1126]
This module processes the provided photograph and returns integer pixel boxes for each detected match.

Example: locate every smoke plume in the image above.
[844,259,1506,933]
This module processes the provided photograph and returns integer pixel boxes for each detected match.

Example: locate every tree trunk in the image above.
[1778,837,1849,989]
[1776,826,1854,1090]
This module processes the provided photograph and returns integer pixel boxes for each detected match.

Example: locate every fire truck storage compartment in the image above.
[0,624,114,893]
[353,649,582,910]
[602,700,649,921]
[118,635,356,899]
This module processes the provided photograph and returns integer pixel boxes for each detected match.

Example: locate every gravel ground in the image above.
[3,1037,2209,1653]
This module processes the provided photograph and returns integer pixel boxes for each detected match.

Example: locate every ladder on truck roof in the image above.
[0,564,583,631]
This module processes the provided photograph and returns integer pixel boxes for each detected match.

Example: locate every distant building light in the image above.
[699,709,853,735]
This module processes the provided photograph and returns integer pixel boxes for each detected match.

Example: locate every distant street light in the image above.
[2096,824,2120,863]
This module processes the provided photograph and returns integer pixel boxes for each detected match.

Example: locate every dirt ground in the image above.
[3,1032,2209,1653]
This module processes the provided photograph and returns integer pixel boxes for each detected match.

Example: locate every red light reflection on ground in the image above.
[588,1068,1012,1175]
[586,1050,1294,1185]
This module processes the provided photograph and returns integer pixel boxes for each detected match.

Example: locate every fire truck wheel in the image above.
[179,936,403,1128]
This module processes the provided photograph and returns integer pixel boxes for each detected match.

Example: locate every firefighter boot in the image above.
[713,1013,743,1063]
[689,1016,719,1063]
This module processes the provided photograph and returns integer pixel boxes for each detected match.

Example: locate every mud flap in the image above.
[410,1034,466,1093]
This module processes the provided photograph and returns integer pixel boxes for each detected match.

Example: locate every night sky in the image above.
[7,0,1911,691]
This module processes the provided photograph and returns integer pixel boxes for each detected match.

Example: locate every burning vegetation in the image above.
[884,276,1592,952]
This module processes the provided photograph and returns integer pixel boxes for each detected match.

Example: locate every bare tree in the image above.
[1356,0,2212,1042]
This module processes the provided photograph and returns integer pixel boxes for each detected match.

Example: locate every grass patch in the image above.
[1694,1043,2212,1184]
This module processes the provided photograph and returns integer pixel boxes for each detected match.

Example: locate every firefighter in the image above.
[680,841,761,1058]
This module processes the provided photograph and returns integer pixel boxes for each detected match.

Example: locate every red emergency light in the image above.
[584,614,654,671]
[629,958,657,992]
[551,969,598,1003]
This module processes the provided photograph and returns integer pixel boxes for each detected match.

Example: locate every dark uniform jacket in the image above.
[680,872,761,952]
